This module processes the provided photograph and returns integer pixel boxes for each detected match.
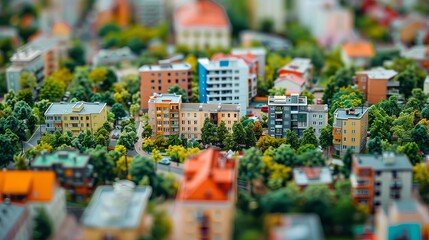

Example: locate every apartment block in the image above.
[92,47,137,67]
[231,47,266,79]
[6,47,44,93]
[333,107,369,155]
[351,153,413,211]
[0,171,67,231]
[148,94,182,137]
[198,58,249,116]
[139,60,192,110]
[44,102,108,136]
[355,67,399,104]
[32,150,94,200]
[173,148,237,240]
[81,180,152,240]
[180,103,240,140]
[267,95,328,138]
[132,0,165,27]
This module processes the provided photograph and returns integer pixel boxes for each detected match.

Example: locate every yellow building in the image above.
[45,102,108,136]
[333,107,368,155]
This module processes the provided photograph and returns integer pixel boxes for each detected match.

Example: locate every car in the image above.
[261,105,269,113]
[255,103,265,109]
[159,158,171,165]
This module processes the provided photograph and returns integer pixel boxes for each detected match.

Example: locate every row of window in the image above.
[180,113,238,118]
[46,123,90,128]
[343,137,357,142]
[343,121,357,126]
[46,116,91,121]
[341,145,357,150]
[343,129,357,134]
[150,72,188,77]
[150,79,188,84]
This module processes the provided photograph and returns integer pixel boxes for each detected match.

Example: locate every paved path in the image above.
[24,125,45,151]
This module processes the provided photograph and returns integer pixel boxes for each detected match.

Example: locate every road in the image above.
[24,125,45,151]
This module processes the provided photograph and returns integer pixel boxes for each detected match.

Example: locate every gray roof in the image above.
[271,214,324,240]
[231,47,267,56]
[280,58,312,74]
[0,203,27,240]
[354,154,413,171]
[268,95,308,106]
[334,107,368,120]
[45,102,107,115]
[81,182,152,229]
[293,167,333,186]
[139,62,191,72]
[27,35,67,53]
[357,67,397,80]
[308,104,328,112]
[148,93,182,104]
[401,45,429,60]
[181,103,240,112]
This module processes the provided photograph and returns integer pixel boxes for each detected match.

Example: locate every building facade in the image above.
[231,47,266,79]
[267,95,328,138]
[274,74,306,94]
[6,47,44,93]
[174,0,231,49]
[148,94,182,137]
[278,58,313,88]
[248,0,285,33]
[198,58,250,116]
[139,60,192,110]
[92,47,137,67]
[132,0,165,27]
[401,45,429,73]
[351,153,413,211]
[355,67,399,104]
[44,102,108,136]
[32,150,94,200]
[82,180,152,240]
[333,107,369,155]
[0,203,32,240]
[173,148,237,240]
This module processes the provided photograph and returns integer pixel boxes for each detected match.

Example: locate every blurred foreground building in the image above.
[266,214,324,240]
[0,203,32,240]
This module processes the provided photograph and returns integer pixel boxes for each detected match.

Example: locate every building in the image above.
[174,0,231,49]
[424,76,429,95]
[0,203,32,240]
[231,47,266,79]
[180,103,240,139]
[401,45,429,72]
[148,94,182,137]
[266,214,324,240]
[278,58,313,88]
[350,153,413,210]
[132,0,165,27]
[44,102,108,136]
[248,0,285,33]
[267,95,329,138]
[81,180,152,240]
[391,14,428,45]
[341,41,375,67]
[173,148,237,240]
[375,199,429,240]
[32,150,94,200]
[274,74,306,94]
[92,47,137,67]
[293,167,333,190]
[198,58,250,116]
[139,60,192,110]
[355,67,399,104]
[6,47,44,93]
[0,171,67,231]
[239,30,291,52]
[333,107,369,155]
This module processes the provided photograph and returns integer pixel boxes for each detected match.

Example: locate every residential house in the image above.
[32,150,94,200]
[44,101,108,136]
[173,148,237,240]
[174,0,231,49]
[239,30,290,52]
[232,47,266,79]
[274,74,306,94]
[350,153,413,211]
[401,45,429,72]
[198,58,250,116]
[277,58,313,88]
[341,41,375,67]
[266,214,324,240]
[147,94,182,137]
[0,203,32,240]
[139,60,192,110]
[355,67,399,104]
[267,95,328,138]
[92,47,137,67]
[248,0,285,33]
[293,167,333,190]
[6,47,44,93]
[333,107,369,155]
[0,171,67,231]
[81,180,152,240]
[375,199,429,240]
[132,0,165,27]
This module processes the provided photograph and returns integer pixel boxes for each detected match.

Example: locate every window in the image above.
[181,113,184,117]
[86,116,89,120]
[194,127,197,131]
[352,130,356,134]
[392,171,397,178]
[313,114,316,118]
[319,122,323,125]
[234,114,237,118]
[86,123,89,127]
[355,189,368,195]
[187,113,190,117]
[352,122,356,126]
[343,137,347,142]
[158,80,161,84]
[319,114,323,119]
[362,85,366,90]
[344,130,347,134]
[194,113,197,118]
[344,122,347,126]
[63,116,67,120]
[361,77,367,82]
[158,86,161,91]
[194,120,197,124]
[352,138,356,142]
[176,79,179,83]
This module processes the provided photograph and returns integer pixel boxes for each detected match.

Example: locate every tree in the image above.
[152,148,162,170]
[377,96,401,117]
[86,146,115,184]
[256,136,286,153]
[422,104,429,120]
[286,129,300,150]
[301,90,315,104]
[342,148,354,178]
[89,67,108,90]
[319,125,333,150]
[0,132,19,167]
[111,103,126,124]
[410,88,428,110]
[322,68,354,104]
[300,127,318,146]
[33,207,53,240]
[14,154,27,170]
[368,136,383,155]
[167,135,181,146]
[13,100,32,120]
[117,130,138,173]
[17,88,34,107]
[268,87,286,96]
[94,128,110,147]
[165,145,189,164]
[67,40,85,68]
[244,122,257,148]
[19,72,36,89]
[391,111,414,143]
[233,121,246,149]
[297,149,325,167]
[39,77,65,102]
[142,124,153,138]
[223,132,237,150]
[398,142,423,166]
[411,124,429,153]
[369,107,392,141]
[142,137,155,153]
[201,118,216,145]
[239,147,263,194]
[413,163,429,203]
[130,155,156,183]
[98,22,120,37]
[300,185,334,230]
[396,65,417,98]
[272,144,297,167]
[260,189,294,214]
[150,209,173,240]
[217,121,228,146]
[252,121,263,140]
[168,85,188,103]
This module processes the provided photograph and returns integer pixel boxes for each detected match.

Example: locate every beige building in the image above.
[44,102,108,136]
[248,0,285,33]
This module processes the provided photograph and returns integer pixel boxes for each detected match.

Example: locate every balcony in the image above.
[390,182,402,189]
[275,125,283,128]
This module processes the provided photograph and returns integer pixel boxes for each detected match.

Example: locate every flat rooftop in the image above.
[45,102,106,115]
[401,45,428,60]
[334,107,368,120]
[148,93,182,104]
[280,58,312,74]
[198,58,248,69]
[268,95,307,105]
[308,104,328,112]
[139,62,191,72]
[270,214,324,240]
[33,151,90,168]
[357,67,398,80]
[181,103,240,112]
[294,167,333,186]
[10,48,42,62]
[81,182,151,229]
[354,154,412,171]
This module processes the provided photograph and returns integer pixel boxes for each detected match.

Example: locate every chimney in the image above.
[345,109,350,115]
[382,152,395,165]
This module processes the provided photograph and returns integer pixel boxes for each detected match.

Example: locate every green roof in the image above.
[33,151,90,168]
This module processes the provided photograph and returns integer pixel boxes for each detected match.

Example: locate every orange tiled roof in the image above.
[52,21,71,37]
[211,53,257,64]
[175,0,229,28]
[275,74,305,86]
[342,41,375,58]
[0,171,56,202]
[177,148,236,201]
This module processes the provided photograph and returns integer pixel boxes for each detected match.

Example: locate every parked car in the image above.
[159,157,171,165]
[261,105,269,113]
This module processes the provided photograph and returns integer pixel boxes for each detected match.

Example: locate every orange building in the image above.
[140,60,192,110]
[341,41,375,67]
[174,148,237,240]
[94,0,129,29]
[147,93,182,137]
[355,67,398,104]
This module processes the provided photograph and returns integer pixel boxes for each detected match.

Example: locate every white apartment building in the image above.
[133,0,165,27]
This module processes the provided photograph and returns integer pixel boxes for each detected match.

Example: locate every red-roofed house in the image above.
[174,148,237,239]
[274,74,306,94]
[174,0,231,49]
[341,41,375,67]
